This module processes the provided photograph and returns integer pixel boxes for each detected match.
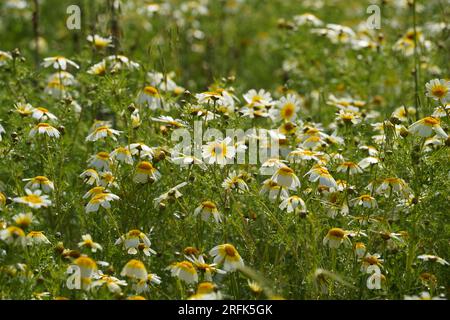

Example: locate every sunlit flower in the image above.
[13,212,34,228]
[337,161,363,175]
[209,244,244,272]
[91,273,127,293]
[294,13,323,27]
[31,107,57,121]
[305,165,337,188]
[88,152,112,171]
[186,254,226,281]
[222,171,249,193]
[417,254,449,266]
[29,123,60,138]
[78,234,103,253]
[14,102,34,116]
[72,256,98,289]
[80,169,100,186]
[168,261,198,284]
[0,50,12,66]
[366,265,386,290]
[133,161,161,184]
[115,229,155,256]
[153,182,188,207]
[137,86,162,110]
[110,146,133,164]
[188,282,222,300]
[425,79,450,102]
[361,253,384,272]
[135,273,162,293]
[243,89,273,107]
[0,226,26,245]
[375,177,411,197]
[23,176,54,193]
[194,201,222,223]
[87,34,113,50]
[260,179,289,201]
[26,231,51,245]
[350,194,377,208]
[271,94,301,122]
[85,125,121,142]
[323,228,351,249]
[87,60,107,75]
[121,259,148,281]
[85,192,120,213]
[151,115,186,128]
[337,109,361,125]
[106,55,140,71]
[271,165,301,190]
[13,189,51,209]
[129,142,154,159]
[288,148,323,163]
[408,116,448,139]
[354,242,366,258]
[42,56,79,70]
[202,137,236,166]
[279,195,306,213]
[358,156,380,169]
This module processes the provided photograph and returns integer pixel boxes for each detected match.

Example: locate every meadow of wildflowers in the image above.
[0,0,448,300]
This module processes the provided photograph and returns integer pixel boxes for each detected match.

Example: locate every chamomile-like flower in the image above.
[115,229,155,256]
[209,244,244,272]
[167,261,198,284]
[42,56,79,70]
[91,273,127,294]
[271,94,301,122]
[23,176,54,193]
[13,189,52,209]
[408,116,448,139]
[305,165,337,188]
[29,123,60,138]
[188,282,223,300]
[85,125,121,142]
[222,171,249,193]
[194,201,222,223]
[350,194,377,208]
[85,192,120,213]
[31,107,57,121]
[133,161,161,184]
[417,254,449,266]
[87,34,113,50]
[0,226,26,246]
[26,231,51,245]
[279,195,306,213]
[137,86,162,110]
[88,152,112,171]
[425,79,450,102]
[202,137,236,166]
[121,259,148,281]
[323,228,351,249]
[78,234,103,253]
[80,169,100,186]
[71,256,98,289]
[271,165,301,190]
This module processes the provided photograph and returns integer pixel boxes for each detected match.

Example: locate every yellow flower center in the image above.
[23,194,43,204]
[144,86,158,96]
[281,103,295,119]
[328,228,345,239]
[423,117,439,126]
[224,244,238,257]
